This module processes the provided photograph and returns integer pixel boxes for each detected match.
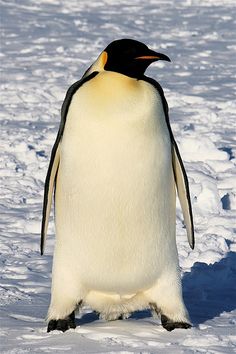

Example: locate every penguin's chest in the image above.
[57,72,175,291]
[61,72,172,193]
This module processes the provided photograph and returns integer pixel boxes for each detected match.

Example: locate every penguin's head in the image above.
[103,39,171,79]
[83,39,171,80]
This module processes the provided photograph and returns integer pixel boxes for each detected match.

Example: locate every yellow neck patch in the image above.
[83,51,108,78]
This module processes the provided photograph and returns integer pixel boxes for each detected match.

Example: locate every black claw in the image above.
[47,311,76,333]
[161,315,191,332]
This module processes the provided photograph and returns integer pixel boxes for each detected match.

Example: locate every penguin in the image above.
[41,39,194,333]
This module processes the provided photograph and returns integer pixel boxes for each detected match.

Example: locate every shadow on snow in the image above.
[183,248,236,326]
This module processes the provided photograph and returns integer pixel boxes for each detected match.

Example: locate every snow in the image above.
[0,0,236,353]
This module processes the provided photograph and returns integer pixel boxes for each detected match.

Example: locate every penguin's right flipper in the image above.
[172,141,194,249]
[41,141,61,255]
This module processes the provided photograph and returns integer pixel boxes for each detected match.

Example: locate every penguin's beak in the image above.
[135,50,171,62]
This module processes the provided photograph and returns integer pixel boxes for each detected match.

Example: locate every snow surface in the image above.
[0,0,236,353]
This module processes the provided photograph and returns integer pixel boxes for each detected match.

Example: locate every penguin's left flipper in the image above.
[143,77,194,249]
[161,315,191,332]
[47,311,76,333]
[172,140,194,249]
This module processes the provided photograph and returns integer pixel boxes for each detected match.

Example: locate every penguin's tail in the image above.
[85,291,149,321]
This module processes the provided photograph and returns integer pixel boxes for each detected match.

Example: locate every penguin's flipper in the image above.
[172,141,194,249]
[40,141,61,255]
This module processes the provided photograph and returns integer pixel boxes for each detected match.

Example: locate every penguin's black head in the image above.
[103,39,171,79]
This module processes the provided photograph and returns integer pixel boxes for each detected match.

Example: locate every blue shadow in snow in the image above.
[219,146,234,160]
[77,311,99,325]
[183,249,236,326]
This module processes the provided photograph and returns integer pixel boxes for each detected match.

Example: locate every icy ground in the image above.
[0,0,236,353]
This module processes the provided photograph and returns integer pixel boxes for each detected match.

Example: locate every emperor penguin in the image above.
[41,39,194,333]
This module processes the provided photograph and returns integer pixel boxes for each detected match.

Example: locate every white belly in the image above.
[55,71,176,294]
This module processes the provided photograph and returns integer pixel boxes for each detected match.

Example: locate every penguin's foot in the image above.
[47,311,76,333]
[161,314,191,332]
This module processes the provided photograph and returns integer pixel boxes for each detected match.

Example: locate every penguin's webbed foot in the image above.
[47,311,76,333]
[161,315,191,332]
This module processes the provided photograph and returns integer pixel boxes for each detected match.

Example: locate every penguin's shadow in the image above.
[76,309,152,326]
[77,246,236,326]
[76,311,99,326]
[183,246,236,326]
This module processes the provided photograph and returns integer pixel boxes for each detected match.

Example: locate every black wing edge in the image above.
[40,134,60,255]
[172,140,195,249]
[143,76,194,249]
[40,71,99,255]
